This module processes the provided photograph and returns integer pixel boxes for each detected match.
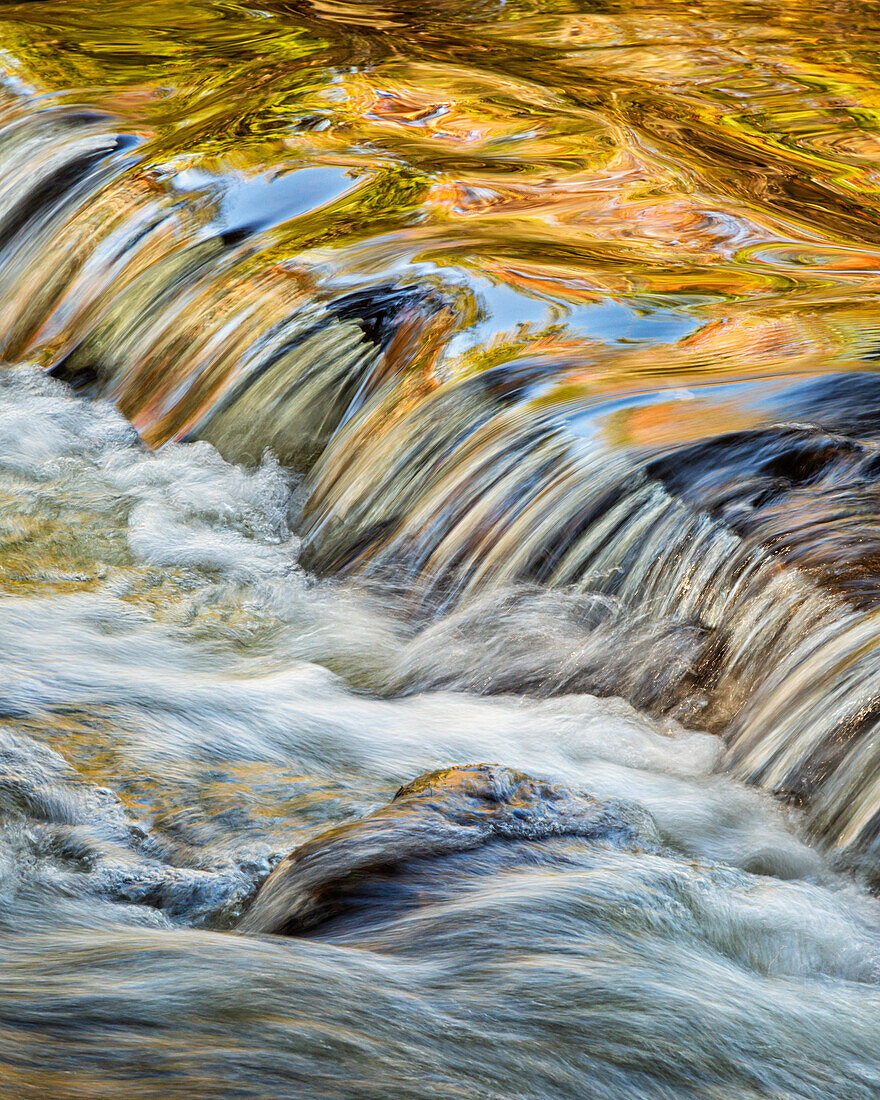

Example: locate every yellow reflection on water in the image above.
[1,0,880,443]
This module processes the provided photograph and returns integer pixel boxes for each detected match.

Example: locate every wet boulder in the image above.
[238,763,652,936]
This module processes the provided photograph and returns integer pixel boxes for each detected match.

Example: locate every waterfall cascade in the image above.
[1,88,880,876]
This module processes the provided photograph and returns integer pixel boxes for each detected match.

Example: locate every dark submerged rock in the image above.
[238,764,651,936]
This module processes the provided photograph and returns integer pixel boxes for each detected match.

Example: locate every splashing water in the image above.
[1,1,880,1096]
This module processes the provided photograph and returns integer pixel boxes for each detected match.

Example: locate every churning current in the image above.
[1,1,880,1097]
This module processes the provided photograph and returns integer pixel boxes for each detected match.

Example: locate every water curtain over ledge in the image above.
[0,77,876,872]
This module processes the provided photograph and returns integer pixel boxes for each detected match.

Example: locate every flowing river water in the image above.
[3,1,880,1096]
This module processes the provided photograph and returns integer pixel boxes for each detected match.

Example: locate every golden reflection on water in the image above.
[1,0,880,437]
